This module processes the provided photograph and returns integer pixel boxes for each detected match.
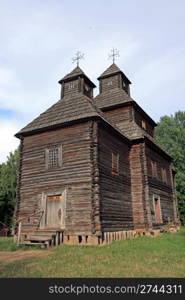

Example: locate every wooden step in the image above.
[25,236,52,241]
[27,233,56,237]
[22,230,64,248]
[37,229,60,233]
[23,241,50,248]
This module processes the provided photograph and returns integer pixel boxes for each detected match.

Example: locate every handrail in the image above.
[16,210,44,224]
[16,210,44,245]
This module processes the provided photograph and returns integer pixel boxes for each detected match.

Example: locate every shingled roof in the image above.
[99,63,121,78]
[58,66,96,87]
[15,94,101,137]
[94,88,133,109]
[98,63,131,84]
[15,89,130,142]
[59,66,85,81]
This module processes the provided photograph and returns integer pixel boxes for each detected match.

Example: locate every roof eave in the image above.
[15,114,131,145]
[100,100,157,127]
[131,136,172,161]
[132,102,157,127]
[15,116,98,139]
[58,74,96,88]
[97,71,131,84]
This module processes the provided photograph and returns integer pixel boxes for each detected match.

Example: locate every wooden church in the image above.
[14,53,179,247]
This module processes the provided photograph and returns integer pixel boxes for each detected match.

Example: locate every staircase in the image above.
[22,229,64,248]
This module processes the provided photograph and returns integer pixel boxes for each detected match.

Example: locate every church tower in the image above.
[95,62,156,140]
[58,66,96,99]
[98,63,131,96]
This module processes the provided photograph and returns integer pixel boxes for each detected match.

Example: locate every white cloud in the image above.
[0,120,20,163]
[130,48,185,121]
[133,48,185,97]
[0,68,19,86]
[0,0,185,161]
[82,34,141,79]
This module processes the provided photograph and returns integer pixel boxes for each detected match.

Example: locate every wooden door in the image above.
[154,197,161,223]
[46,194,65,229]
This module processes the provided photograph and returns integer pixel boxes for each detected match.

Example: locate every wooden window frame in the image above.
[45,145,62,169]
[161,167,167,183]
[141,120,146,130]
[67,82,75,90]
[84,83,91,98]
[151,160,157,178]
[152,194,162,224]
[112,152,119,175]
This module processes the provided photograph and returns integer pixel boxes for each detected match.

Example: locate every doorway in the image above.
[43,191,66,229]
[153,195,162,224]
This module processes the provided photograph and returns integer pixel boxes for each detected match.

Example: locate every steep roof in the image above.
[94,88,133,108]
[99,63,121,78]
[58,66,96,87]
[15,94,100,137]
[15,91,130,143]
[98,63,131,83]
[59,66,85,81]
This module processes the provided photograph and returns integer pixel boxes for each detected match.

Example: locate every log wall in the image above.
[101,75,120,92]
[98,124,133,231]
[103,106,135,137]
[129,142,151,229]
[16,121,100,235]
[134,109,154,137]
[103,105,155,139]
[145,144,178,225]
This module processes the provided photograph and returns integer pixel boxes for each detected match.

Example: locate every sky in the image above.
[0,0,185,163]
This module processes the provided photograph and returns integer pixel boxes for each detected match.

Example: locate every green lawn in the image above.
[0,228,185,278]
[0,237,19,251]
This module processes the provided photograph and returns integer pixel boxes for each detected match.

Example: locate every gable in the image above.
[15,94,100,137]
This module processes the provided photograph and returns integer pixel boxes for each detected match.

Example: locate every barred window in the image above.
[67,82,75,90]
[45,146,62,169]
[112,152,119,175]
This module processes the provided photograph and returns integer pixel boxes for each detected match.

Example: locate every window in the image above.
[48,148,59,167]
[66,82,75,91]
[84,83,91,98]
[161,167,167,183]
[112,152,119,175]
[45,146,62,169]
[141,120,146,130]
[84,84,90,92]
[151,160,157,178]
[107,80,113,86]
[123,81,126,88]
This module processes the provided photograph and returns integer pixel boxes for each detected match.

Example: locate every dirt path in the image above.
[0,250,51,264]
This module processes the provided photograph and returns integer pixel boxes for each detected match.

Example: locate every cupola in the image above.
[58,66,96,99]
[98,63,131,96]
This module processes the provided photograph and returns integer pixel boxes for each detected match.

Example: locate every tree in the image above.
[0,150,19,231]
[155,111,185,225]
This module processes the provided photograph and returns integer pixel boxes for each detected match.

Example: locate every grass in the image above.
[0,237,19,251]
[0,237,41,251]
[0,228,185,277]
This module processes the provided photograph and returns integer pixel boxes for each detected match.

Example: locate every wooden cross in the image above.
[108,48,120,63]
[72,51,84,67]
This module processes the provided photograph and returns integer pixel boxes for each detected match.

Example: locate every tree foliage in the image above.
[0,150,19,231]
[155,111,185,225]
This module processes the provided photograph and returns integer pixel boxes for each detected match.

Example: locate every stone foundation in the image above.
[62,229,162,246]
